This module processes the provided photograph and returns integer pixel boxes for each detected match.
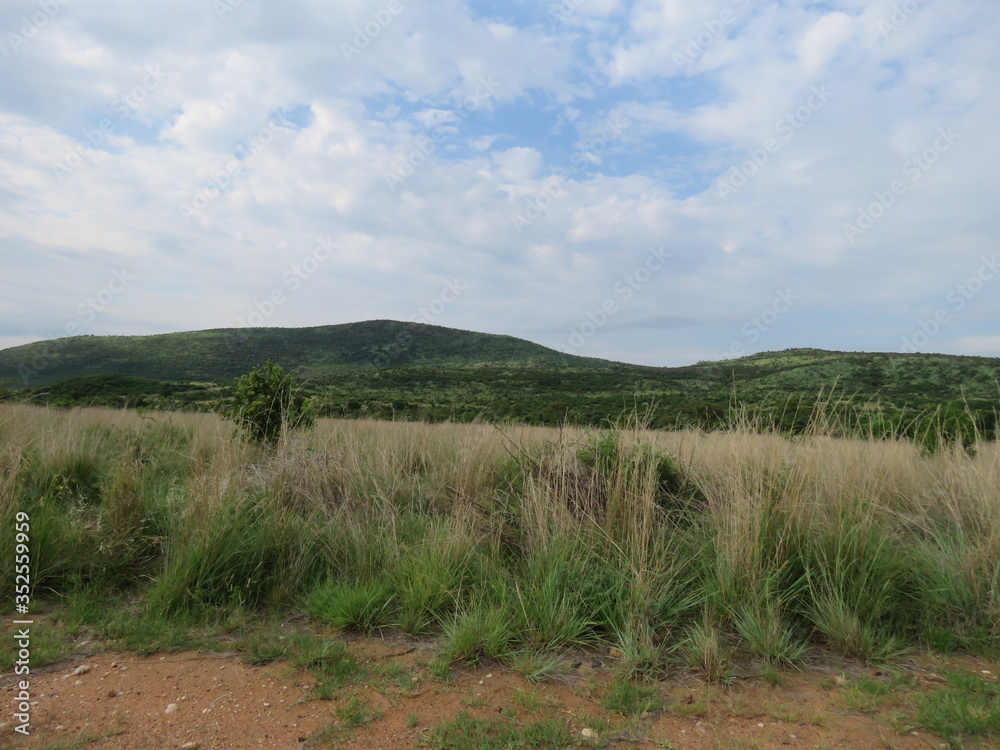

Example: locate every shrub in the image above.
[576,431,706,518]
[224,360,315,445]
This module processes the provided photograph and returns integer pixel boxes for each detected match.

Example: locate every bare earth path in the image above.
[5,633,996,750]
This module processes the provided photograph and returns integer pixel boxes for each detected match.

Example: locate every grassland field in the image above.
[2,403,1000,748]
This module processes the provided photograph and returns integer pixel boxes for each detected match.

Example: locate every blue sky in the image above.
[1,0,998,366]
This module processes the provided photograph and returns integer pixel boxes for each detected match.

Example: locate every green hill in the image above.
[1,321,998,434]
[0,320,598,386]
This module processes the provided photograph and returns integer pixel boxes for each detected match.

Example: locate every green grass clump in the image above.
[841,676,896,713]
[424,712,573,749]
[679,618,735,685]
[441,606,518,666]
[391,524,476,635]
[305,579,396,633]
[730,599,807,668]
[513,539,606,650]
[507,650,572,684]
[600,680,666,716]
[101,607,192,656]
[334,694,381,727]
[149,491,326,614]
[916,671,1000,748]
[799,519,913,663]
[284,634,363,698]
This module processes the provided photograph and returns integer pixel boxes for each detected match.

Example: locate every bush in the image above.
[224,361,315,445]
[576,431,706,518]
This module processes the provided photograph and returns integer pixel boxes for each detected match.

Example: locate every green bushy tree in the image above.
[225,360,315,445]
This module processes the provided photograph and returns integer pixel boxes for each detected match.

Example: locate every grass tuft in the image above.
[441,606,518,666]
[916,671,1000,748]
[600,679,666,716]
[305,579,396,633]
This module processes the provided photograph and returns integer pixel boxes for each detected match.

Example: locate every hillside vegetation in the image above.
[1,321,998,438]
[0,320,590,384]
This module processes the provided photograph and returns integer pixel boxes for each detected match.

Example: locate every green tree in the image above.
[225,360,316,445]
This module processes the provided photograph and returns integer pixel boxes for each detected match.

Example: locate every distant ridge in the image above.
[0,320,611,386]
[3,321,999,432]
[1,320,998,414]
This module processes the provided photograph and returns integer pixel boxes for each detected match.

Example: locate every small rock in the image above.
[73,665,91,675]
[581,728,597,739]
[180,743,200,750]
[165,703,179,714]
[74,680,83,686]
[608,648,622,658]
[833,674,847,686]
[590,659,602,668]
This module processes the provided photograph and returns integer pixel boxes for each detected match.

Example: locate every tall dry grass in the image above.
[2,403,997,670]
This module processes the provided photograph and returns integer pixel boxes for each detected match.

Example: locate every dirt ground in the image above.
[2,632,997,750]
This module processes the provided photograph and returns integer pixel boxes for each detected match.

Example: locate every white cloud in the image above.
[1,0,998,367]
[492,147,542,181]
[797,12,856,74]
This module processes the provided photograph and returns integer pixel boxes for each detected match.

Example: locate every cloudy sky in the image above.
[1,0,998,367]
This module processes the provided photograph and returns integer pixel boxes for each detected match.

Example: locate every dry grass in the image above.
[2,403,998,665]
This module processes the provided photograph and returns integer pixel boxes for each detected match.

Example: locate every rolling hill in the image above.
[0,320,599,386]
[1,321,998,433]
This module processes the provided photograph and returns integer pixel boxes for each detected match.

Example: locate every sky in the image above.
[1,0,998,367]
